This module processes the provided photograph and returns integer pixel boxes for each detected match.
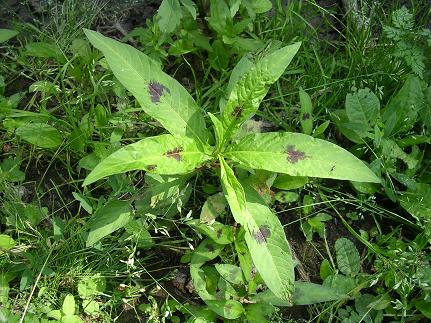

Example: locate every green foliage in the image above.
[383,7,431,78]
[81,29,378,313]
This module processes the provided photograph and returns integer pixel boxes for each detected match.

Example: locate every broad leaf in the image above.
[83,134,211,186]
[250,281,347,306]
[345,88,380,135]
[0,234,15,251]
[399,183,431,220]
[243,184,295,302]
[135,174,191,218]
[62,294,76,316]
[220,42,301,144]
[335,238,360,276]
[188,220,233,245]
[382,75,424,136]
[157,0,183,33]
[206,300,244,319]
[84,29,209,145]
[219,157,295,301]
[0,29,18,43]
[215,264,244,285]
[85,200,132,247]
[16,123,63,149]
[225,132,380,183]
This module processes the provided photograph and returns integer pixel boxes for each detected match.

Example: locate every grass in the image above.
[1,0,431,322]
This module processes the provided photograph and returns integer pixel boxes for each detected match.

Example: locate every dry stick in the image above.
[19,244,55,323]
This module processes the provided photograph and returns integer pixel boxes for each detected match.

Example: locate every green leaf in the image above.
[84,29,209,145]
[199,193,227,223]
[16,123,62,149]
[83,134,210,186]
[180,0,197,19]
[25,42,65,63]
[245,0,273,14]
[382,75,424,136]
[335,238,360,276]
[157,0,183,33]
[414,300,431,319]
[208,113,224,152]
[206,300,244,319]
[399,183,431,220]
[190,265,216,301]
[0,29,18,43]
[320,259,333,280]
[72,192,93,214]
[218,156,248,226]
[82,299,100,316]
[124,219,154,248]
[345,88,380,134]
[215,264,244,285]
[220,42,301,143]
[85,200,132,247]
[62,294,76,316]
[250,281,347,306]
[189,220,233,245]
[134,174,191,218]
[225,132,380,183]
[0,235,15,251]
[78,275,106,299]
[299,88,313,135]
[191,238,224,267]
[219,157,295,301]
[244,303,276,323]
[273,174,308,190]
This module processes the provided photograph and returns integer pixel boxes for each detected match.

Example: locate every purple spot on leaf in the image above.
[148,81,170,103]
[252,225,271,244]
[216,229,223,238]
[231,106,242,119]
[302,112,310,120]
[286,145,306,164]
[147,164,157,171]
[164,147,183,161]
[206,244,215,252]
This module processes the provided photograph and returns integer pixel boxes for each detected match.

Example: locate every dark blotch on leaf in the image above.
[302,112,310,120]
[148,81,170,103]
[206,244,215,252]
[164,147,183,161]
[252,225,271,244]
[147,164,157,171]
[286,145,306,164]
[216,229,223,238]
[231,106,242,119]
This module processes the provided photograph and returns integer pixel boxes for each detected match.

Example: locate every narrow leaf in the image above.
[219,157,295,301]
[84,29,209,145]
[83,134,211,186]
[220,42,301,144]
[225,132,380,183]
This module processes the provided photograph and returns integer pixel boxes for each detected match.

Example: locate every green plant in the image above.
[383,6,431,79]
[127,0,272,69]
[81,29,379,306]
